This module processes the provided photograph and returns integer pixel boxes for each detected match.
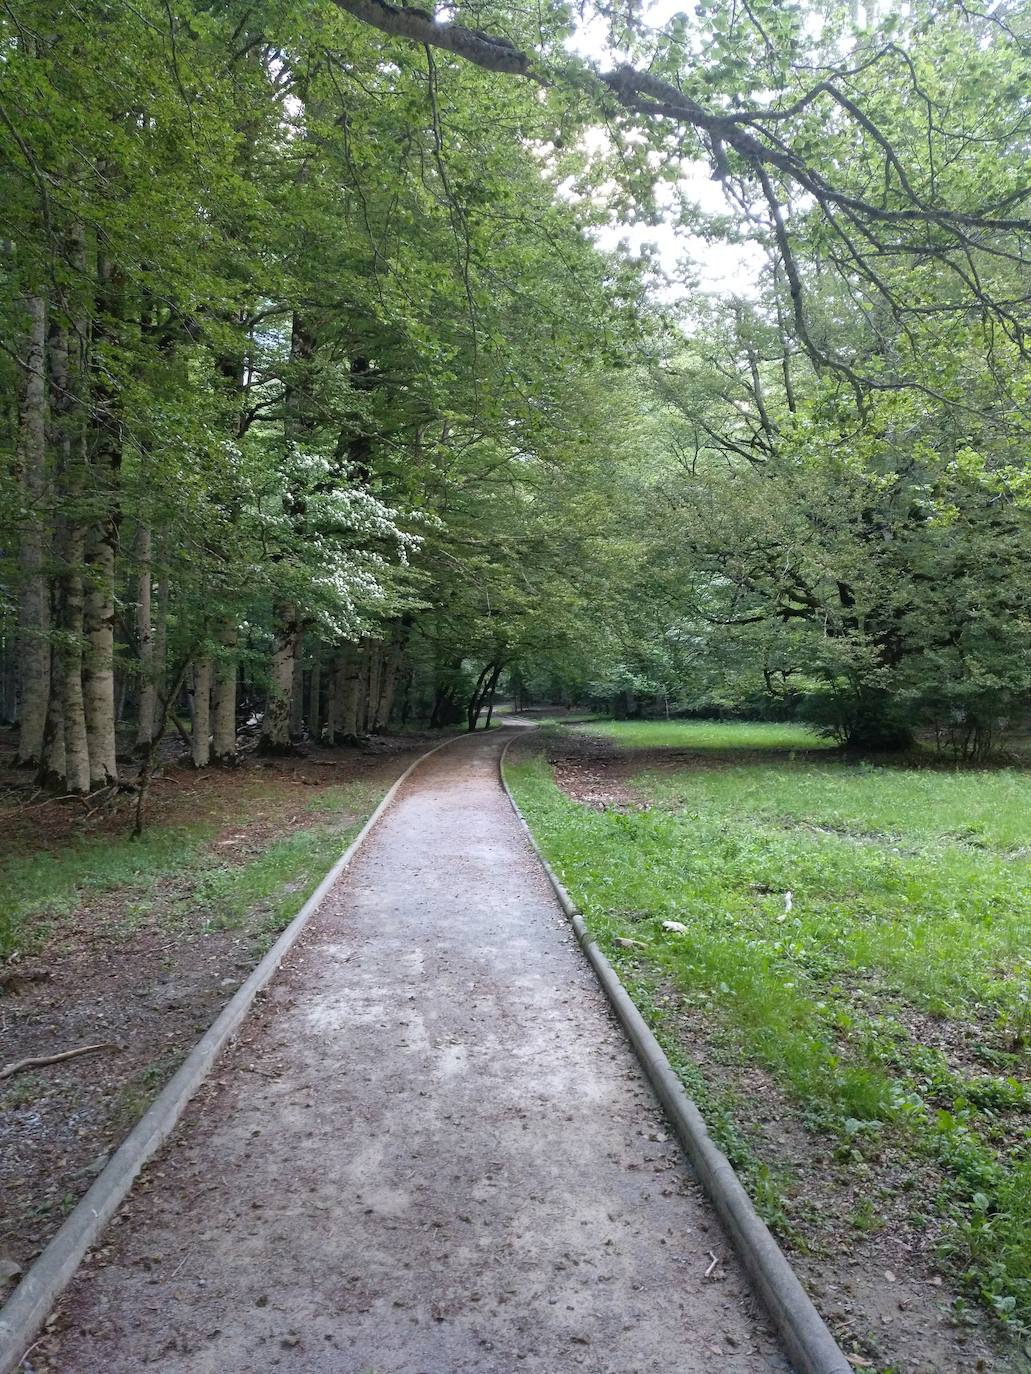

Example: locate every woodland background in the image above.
[2,0,1029,789]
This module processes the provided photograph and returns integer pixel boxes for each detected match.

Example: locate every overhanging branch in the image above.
[331,0,531,75]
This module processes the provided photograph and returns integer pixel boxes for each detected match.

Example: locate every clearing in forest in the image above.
[506,719,1031,1374]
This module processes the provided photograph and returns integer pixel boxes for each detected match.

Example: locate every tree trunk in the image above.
[260,602,301,753]
[38,635,66,787]
[339,645,365,740]
[151,574,169,735]
[15,293,49,767]
[212,621,238,764]
[82,254,124,788]
[484,664,502,730]
[399,666,414,727]
[365,643,382,734]
[466,661,494,732]
[59,518,91,794]
[191,657,212,768]
[134,654,192,839]
[49,307,91,795]
[325,653,340,745]
[289,632,305,738]
[309,652,321,742]
[134,525,155,749]
[374,631,406,732]
[82,521,118,787]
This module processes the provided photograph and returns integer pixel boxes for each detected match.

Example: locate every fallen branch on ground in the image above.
[0,1042,120,1080]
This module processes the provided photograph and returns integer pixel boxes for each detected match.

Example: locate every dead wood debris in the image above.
[1,1042,120,1081]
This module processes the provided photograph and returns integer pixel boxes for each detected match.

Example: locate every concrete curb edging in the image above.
[499,734,853,1374]
[0,732,464,1374]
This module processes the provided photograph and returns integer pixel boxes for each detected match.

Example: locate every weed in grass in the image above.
[849,1197,885,1233]
[613,961,801,1242]
[0,1074,43,1109]
[111,1057,182,1131]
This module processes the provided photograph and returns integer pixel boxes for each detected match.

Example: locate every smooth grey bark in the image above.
[15,292,50,766]
[152,574,169,736]
[365,643,382,734]
[289,633,305,738]
[325,653,340,745]
[59,515,91,795]
[309,653,321,742]
[212,621,238,764]
[339,644,365,740]
[135,525,155,749]
[191,656,212,768]
[49,271,91,795]
[82,254,123,788]
[82,521,118,787]
[373,630,405,732]
[260,603,301,753]
[39,634,66,786]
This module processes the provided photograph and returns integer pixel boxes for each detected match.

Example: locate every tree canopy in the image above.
[1,0,1029,778]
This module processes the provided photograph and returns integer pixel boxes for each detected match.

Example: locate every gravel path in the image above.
[38,728,792,1374]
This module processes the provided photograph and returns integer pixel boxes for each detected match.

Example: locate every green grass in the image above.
[1,822,220,956]
[646,759,1031,851]
[505,724,1031,1329]
[573,718,831,750]
[176,782,382,948]
[0,781,384,958]
[525,711,608,727]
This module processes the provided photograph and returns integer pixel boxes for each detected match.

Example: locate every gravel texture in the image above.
[35,728,791,1374]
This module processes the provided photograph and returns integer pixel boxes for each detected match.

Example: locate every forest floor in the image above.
[0,728,433,1295]
[21,728,787,1374]
[505,722,1031,1374]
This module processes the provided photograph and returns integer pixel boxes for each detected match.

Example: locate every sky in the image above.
[567,0,766,301]
[591,166,765,303]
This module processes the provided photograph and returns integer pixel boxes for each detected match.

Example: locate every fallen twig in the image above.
[703,1250,722,1279]
[0,1042,120,1080]
[0,791,91,818]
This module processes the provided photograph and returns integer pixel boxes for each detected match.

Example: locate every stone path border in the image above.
[499,732,853,1374]
[0,734,460,1374]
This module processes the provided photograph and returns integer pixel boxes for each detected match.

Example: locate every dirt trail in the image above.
[35,728,791,1374]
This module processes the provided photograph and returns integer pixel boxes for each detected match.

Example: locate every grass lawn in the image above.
[505,720,1031,1340]
[569,718,832,751]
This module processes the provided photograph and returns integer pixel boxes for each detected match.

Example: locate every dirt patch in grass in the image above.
[546,729,658,808]
[0,733,432,1293]
[545,727,831,810]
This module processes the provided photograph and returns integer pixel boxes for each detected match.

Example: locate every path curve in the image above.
[40,728,791,1374]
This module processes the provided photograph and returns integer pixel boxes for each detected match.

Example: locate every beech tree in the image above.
[2,0,1029,778]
